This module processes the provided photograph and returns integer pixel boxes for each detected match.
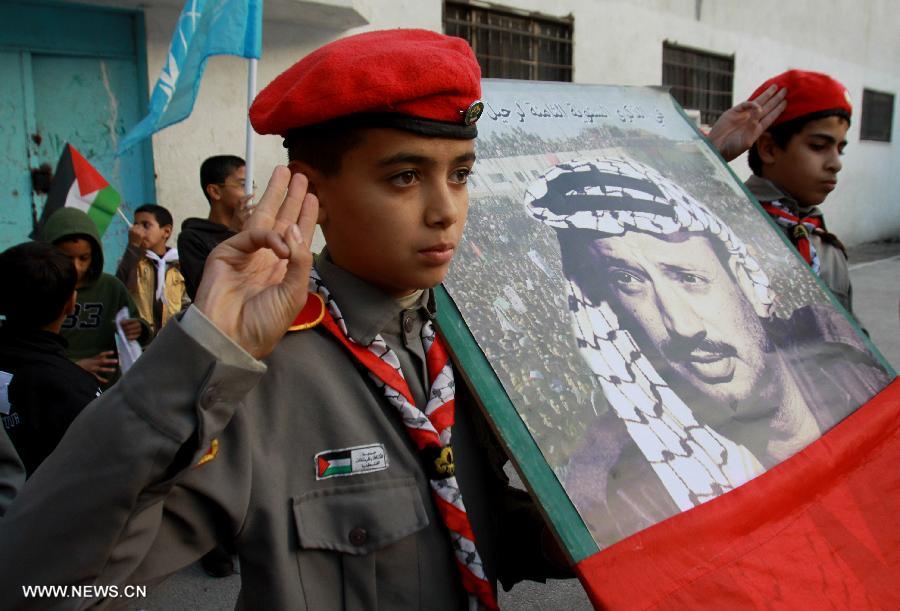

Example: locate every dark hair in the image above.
[200,155,245,201]
[748,109,851,175]
[285,122,366,177]
[0,241,77,328]
[135,203,173,228]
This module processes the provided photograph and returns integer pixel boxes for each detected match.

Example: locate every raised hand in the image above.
[193,166,319,359]
[706,85,788,162]
[127,222,148,249]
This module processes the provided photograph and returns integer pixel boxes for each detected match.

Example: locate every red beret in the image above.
[250,29,483,138]
[751,69,852,127]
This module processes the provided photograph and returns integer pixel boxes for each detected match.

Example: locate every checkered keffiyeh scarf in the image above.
[310,269,498,611]
[525,157,773,510]
[761,200,824,274]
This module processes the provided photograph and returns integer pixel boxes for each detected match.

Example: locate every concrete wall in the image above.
[494,0,900,245]
[74,0,900,245]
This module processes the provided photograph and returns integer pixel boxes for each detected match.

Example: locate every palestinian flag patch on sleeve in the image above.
[315,443,388,480]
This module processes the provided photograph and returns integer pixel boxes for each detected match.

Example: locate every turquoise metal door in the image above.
[0,50,33,247]
[0,1,155,271]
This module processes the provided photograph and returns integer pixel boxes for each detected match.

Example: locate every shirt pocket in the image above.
[292,476,430,610]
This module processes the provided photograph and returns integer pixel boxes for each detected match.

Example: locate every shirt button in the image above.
[349,527,368,546]
[402,314,414,334]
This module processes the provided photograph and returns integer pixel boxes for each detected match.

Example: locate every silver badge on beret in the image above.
[462,100,484,125]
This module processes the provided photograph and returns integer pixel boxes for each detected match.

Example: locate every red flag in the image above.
[575,377,900,609]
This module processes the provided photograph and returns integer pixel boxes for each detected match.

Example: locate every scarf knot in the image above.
[761,201,824,274]
[145,248,180,303]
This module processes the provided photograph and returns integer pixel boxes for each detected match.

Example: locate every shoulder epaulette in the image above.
[288,292,325,331]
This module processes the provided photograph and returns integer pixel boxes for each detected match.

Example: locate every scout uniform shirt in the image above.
[0,251,557,610]
[746,175,853,312]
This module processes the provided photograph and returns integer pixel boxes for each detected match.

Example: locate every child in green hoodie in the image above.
[39,208,151,386]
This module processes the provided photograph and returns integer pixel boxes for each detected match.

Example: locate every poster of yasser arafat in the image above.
[435,79,895,567]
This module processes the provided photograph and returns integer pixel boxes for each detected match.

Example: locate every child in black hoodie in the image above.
[0,241,101,476]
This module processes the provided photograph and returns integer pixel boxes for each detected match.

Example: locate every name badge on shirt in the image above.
[315,443,388,480]
[0,371,12,415]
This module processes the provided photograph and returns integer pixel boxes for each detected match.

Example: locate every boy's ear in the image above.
[161,225,173,241]
[206,183,221,202]
[755,132,779,165]
[287,160,327,225]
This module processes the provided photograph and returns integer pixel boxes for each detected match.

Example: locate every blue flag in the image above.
[118,0,262,153]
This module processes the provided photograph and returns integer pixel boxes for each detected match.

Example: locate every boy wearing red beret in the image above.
[744,70,856,313]
[0,29,568,610]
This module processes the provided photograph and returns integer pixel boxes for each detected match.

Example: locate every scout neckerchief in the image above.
[145,247,179,304]
[308,269,499,611]
[525,157,770,511]
[761,201,824,274]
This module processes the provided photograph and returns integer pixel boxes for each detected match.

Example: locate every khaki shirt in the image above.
[116,246,191,332]
[0,253,559,609]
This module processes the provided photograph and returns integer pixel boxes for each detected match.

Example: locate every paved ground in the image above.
[846,239,900,370]
[137,240,899,610]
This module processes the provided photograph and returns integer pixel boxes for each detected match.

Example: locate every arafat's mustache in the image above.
[661,334,738,362]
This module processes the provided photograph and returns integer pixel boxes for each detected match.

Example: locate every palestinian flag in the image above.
[316,451,352,479]
[314,444,388,480]
[34,144,122,237]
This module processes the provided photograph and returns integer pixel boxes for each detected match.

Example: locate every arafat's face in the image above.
[56,238,93,288]
[586,231,770,408]
[305,128,475,297]
[765,115,848,207]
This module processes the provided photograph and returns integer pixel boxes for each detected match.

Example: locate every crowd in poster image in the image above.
[447,194,601,464]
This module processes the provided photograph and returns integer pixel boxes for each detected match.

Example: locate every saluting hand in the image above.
[706,84,788,162]
[194,166,319,359]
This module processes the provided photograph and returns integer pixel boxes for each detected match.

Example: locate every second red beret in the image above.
[751,69,852,127]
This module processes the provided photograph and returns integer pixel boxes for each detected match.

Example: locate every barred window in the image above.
[662,41,734,125]
[860,89,894,142]
[444,1,573,82]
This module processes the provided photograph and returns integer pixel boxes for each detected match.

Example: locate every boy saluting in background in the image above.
[744,70,857,313]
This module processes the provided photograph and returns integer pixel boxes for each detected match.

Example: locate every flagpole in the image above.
[117,208,132,227]
[244,57,258,197]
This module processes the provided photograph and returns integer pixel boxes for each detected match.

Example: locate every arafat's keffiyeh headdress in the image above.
[525,156,774,511]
